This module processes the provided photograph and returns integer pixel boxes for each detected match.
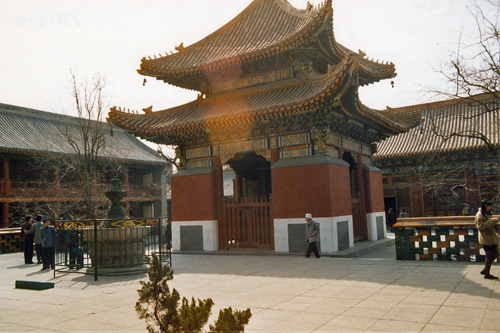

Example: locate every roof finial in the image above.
[306,1,313,11]
[175,42,185,52]
[142,105,153,114]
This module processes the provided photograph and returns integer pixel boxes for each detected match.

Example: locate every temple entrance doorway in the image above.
[222,151,273,248]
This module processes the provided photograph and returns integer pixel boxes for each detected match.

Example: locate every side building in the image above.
[0,103,171,227]
[374,93,500,217]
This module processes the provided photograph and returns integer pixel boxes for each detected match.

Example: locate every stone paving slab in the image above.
[1,248,500,332]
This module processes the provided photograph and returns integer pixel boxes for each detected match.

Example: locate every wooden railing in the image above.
[222,196,273,248]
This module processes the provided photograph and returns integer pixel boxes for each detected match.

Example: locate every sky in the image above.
[0,0,485,118]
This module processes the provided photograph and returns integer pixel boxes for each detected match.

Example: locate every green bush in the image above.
[210,307,252,332]
[136,254,251,332]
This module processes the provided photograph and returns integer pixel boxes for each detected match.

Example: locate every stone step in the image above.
[15,280,55,290]
[174,234,396,258]
[328,236,395,258]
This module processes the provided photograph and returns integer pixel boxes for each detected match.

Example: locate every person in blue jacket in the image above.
[41,218,57,271]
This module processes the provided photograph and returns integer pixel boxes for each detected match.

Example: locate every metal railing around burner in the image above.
[53,217,171,280]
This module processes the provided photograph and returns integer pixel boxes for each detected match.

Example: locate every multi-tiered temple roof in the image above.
[108,0,418,146]
[137,0,395,90]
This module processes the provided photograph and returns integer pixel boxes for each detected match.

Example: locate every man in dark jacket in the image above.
[387,208,397,232]
[305,213,320,258]
[32,215,44,264]
[21,215,34,264]
[41,218,57,271]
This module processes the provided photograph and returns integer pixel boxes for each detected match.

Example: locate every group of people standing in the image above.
[20,215,58,271]
[386,208,408,232]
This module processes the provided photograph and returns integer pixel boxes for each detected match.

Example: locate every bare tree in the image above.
[440,1,499,97]
[414,0,500,211]
[427,0,500,153]
[156,145,179,169]
[60,71,112,218]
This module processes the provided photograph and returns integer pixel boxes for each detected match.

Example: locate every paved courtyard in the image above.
[1,247,500,332]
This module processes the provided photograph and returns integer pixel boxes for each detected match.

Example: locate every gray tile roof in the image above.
[374,94,500,160]
[0,103,167,165]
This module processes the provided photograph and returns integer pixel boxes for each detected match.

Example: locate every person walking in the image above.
[32,215,44,264]
[305,213,320,258]
[41,218,57,271]
[475,200,499,280]
[387,208,397,232]
[21,215,34,264]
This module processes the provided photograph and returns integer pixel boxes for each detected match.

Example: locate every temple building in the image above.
[0,103,170,227]
[108,0,417,253]
[374,93,500,218]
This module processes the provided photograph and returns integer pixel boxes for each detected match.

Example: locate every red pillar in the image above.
[212,154,225,250]
[336,147,343,159]
[270,148,279,166]
[3,157,10,195]
[270,135,280,166]
[2,158,10,227]
[2,203,8,228]
[465,169,480,208]
[269,136,279,224]
[356,153,368,240]
[410,175,424,217]
[234,174,242,201]
[364,169,385,214]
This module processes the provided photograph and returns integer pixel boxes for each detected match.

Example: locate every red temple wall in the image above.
[272,163,352,219]
[364,170,385,213]
[171,171,216,221]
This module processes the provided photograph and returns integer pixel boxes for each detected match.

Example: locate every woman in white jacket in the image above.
[475,200,499,280]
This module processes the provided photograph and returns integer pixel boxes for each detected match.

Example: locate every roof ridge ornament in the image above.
[175,42,185,52]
